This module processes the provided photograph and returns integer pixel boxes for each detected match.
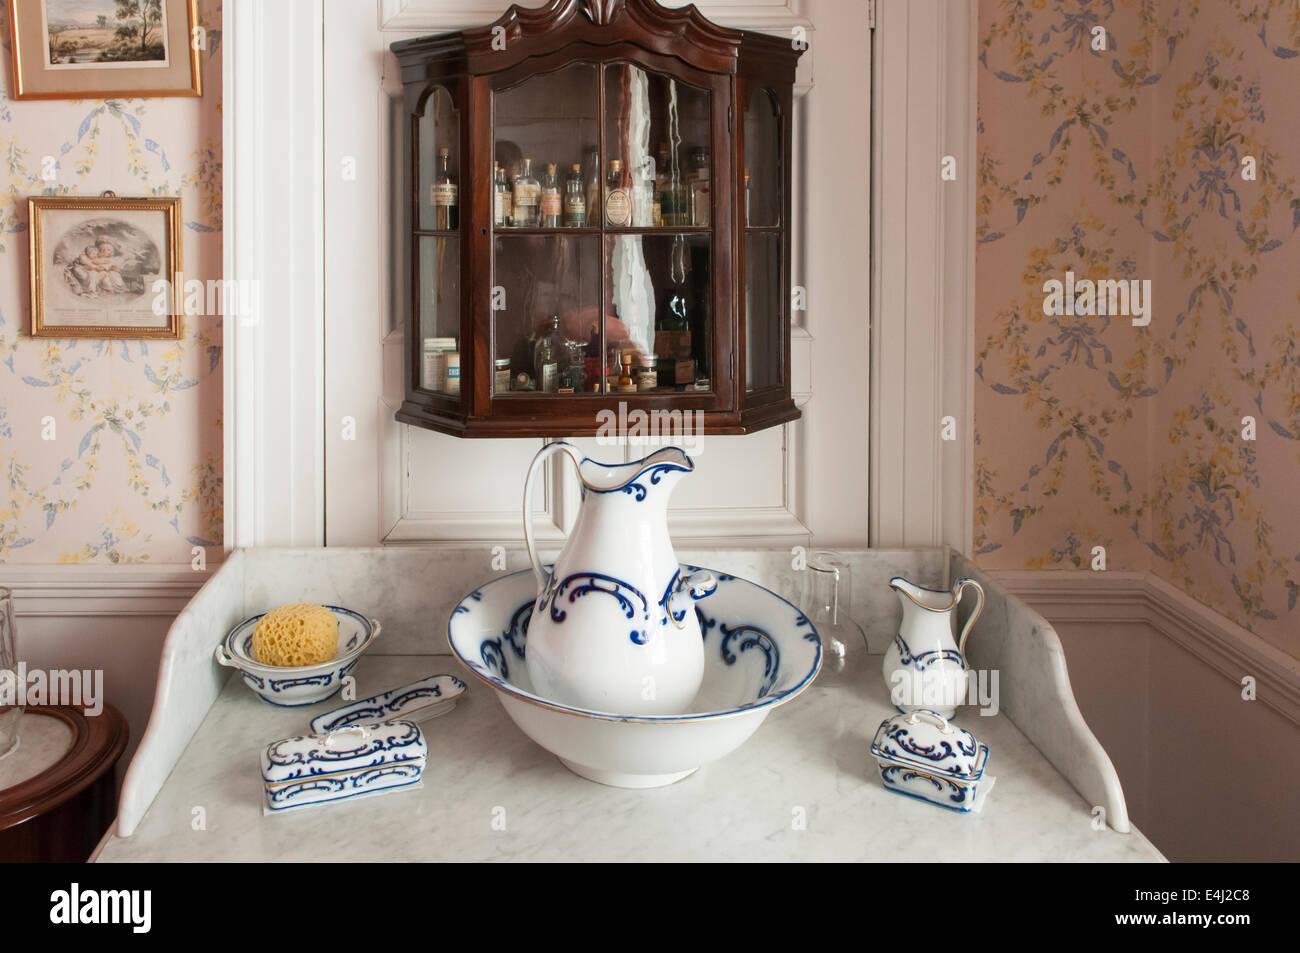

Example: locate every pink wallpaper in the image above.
[0,0,223,565]
[975,0,1300,657]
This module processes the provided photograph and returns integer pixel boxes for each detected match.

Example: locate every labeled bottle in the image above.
[534,315,562,393]
[687,146,711,227]
[493,357,512,394]
[513,157,540,228]
[433,147,458,230]
[605,159,632,227]
[540,162,562,228]
[563,163,587,227]
[493,162,513,227]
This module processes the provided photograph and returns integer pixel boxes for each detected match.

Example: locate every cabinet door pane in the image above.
[493,234,601,395]
[743,87,781,228]
[418,87,460,231]
[603,64,710,229]
[418,236,460,396]
[494,64,599,230]
[606,233,711,392]
[745,233,781,391]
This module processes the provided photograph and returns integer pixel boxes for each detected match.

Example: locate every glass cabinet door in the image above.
[742,85,783,393]
[605,232,711,393]
[490,62,717,400]
[415,86,462,400]
[492,64,601,397]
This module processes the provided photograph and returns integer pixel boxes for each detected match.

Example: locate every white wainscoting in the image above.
[995,570,1300,861]
[1,565,212,776]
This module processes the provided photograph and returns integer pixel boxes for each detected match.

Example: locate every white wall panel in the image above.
[320,0,873,549]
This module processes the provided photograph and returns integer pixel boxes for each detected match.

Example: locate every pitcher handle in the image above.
[954,578,985,657]
[523,441,580,590]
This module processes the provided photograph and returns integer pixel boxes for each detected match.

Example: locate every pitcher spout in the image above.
[577,446,694,503]
[889,577,962,612]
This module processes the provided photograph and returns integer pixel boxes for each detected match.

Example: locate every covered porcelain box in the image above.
[869,709,991,813]
[261,720,427,813]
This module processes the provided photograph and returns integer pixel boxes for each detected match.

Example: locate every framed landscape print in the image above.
[7,0,202,100]
[28,195,182,339]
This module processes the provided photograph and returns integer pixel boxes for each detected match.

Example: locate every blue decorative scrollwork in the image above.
[502,601,532,659]
[893,633,966,670]
[880,721,977,771]
[268,672,336,692]
[880,765,969,805]
[719,623,782,695]
[541,572,651,645]
[659,569,687,625]
[589,462,688,503]
[695,605,717,640]
[481,637,509,679]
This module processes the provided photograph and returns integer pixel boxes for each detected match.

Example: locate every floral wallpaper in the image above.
[0,0,223,564]
[975,0,1300,657]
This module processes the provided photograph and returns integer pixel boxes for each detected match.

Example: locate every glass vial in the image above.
[564,163,587,227]
[540,162,562,228]
[513,157,540,228]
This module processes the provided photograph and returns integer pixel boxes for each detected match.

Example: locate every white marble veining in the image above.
[0,712,72,789]
[112,545,1138,849]
[115,551,248,837]
[96,652,1163,862]
[953,553,1132,833]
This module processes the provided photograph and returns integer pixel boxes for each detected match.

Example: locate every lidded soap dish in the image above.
[869,709,992,813]
[260,720,427,814]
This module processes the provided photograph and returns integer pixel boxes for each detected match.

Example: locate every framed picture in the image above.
[28,194,182,339]
[7,0,202,100]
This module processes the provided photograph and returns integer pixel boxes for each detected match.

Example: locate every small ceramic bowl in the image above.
[214,607,380,707]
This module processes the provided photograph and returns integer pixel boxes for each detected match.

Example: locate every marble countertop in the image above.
[96,652,1164,862]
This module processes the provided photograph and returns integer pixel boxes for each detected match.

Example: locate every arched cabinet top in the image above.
[392,0,800,83]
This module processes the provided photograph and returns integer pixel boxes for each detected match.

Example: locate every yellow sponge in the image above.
[251,604,340,667]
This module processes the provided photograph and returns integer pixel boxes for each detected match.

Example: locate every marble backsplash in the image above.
[236,546,948,657]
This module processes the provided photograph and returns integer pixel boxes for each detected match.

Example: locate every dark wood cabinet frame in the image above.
[392,0,802,438]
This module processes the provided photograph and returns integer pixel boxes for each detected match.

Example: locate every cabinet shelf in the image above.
[392,0,801,439]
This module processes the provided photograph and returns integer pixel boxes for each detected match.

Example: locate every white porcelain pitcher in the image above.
[881,576,984,719]
[521,442,716,715]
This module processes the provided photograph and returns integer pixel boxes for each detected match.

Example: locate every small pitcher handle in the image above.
[523,441,581,590]
[954,578,985,657]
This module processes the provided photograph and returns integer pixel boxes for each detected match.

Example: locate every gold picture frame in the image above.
[29,194,183,340]
[7,0,202,100]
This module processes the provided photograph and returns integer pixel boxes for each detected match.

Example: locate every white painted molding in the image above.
[223,0,327,550]
[993,570,1300,729]
[378,0,812,33]
[1,565,213,617]
[869,0,977,553]
[790,324,813,408]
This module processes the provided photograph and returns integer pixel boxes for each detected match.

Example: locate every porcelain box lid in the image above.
[261,720,427,786]
[869,710,985,780]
